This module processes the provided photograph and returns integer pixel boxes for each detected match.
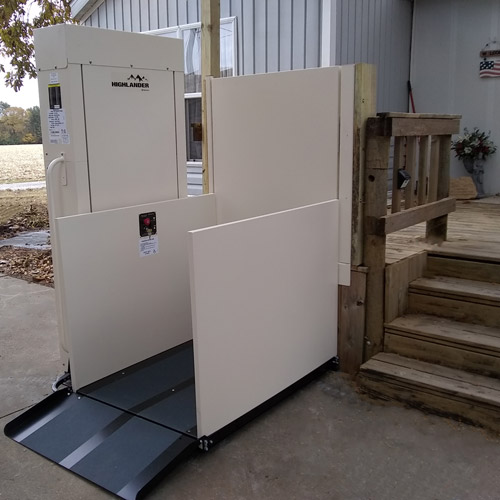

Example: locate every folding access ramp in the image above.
[5,30,355,500]
[5,344,199,500]
[5,197,340,500]
[5,353,334,499]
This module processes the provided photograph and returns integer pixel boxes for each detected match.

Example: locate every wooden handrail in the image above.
[367,114,461,139]
[362,112,460,362]
[367,197,456,236]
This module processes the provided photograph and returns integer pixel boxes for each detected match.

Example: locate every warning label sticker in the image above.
[48,109,70,145]
[139,235,159,257]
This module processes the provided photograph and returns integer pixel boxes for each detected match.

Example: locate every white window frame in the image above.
[147,18,238,177]
[146,17,238,93]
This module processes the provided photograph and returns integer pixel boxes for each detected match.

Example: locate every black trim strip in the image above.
[202,358,336,449]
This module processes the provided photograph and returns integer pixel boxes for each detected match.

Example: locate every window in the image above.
[185,96,202,161]
[182,27,201,93]
[149,18,237,173]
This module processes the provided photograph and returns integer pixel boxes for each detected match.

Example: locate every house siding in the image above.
[83,0,413,112]
[335,0,413,112]
[84,0,321,76]
[411,0,500,194]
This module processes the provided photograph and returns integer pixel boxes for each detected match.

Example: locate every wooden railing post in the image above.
[201,0,220,194]
[428,136,440,203]
[363,117,390,361]
[417,136,430,205]
[351,63,377,266]
[391,137,404,213]
[338,63,376,376]
[426,135,452,242]
[404,136,417,209]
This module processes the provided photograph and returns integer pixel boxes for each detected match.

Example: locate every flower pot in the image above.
[462,158,475,175]
[462,158,485,198]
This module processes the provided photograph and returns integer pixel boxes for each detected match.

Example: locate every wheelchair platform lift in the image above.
[5,25,355,500]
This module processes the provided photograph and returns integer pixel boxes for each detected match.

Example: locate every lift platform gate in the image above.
[5,25,354,500]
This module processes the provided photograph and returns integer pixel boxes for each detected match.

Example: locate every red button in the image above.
[144,218,151,226]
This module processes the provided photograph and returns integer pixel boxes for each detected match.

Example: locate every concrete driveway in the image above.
[2,274,500,500]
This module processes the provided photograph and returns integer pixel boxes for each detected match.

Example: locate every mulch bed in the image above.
[0,204,53,287]
[0,247,54,286]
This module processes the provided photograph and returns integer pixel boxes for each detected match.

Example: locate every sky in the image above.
[0,55,40,109]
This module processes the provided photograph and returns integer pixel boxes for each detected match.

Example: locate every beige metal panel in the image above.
[83,64,180,211]
[56,195,217,390]
[338,64,355,285]
[34,26,67,70]
[174,70,188,198]
[211,67,341,224]
[34,24,184,71]
[35,24,187,365]
[37,66,91,218]
[37,64,92,361]
[338,262,351,285]
[189,200,339,437]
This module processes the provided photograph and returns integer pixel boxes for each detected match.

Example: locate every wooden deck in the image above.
[386,197,500,264]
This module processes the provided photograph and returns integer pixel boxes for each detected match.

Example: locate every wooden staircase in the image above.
[358,249,500,432]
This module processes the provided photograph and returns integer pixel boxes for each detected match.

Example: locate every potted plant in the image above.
[451,127,497,197]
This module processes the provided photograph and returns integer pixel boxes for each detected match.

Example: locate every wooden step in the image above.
[427,241,500,264]
[409,276,500,327]
[358,352,500,432]
[385,314,500,378]
[426,255,500,283]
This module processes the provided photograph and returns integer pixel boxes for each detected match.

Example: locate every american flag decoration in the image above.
[480,59,500,78]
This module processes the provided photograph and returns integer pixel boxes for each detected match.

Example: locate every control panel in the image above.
[139,212,157,237]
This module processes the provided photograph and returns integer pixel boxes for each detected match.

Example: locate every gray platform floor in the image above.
[2,274,500,500]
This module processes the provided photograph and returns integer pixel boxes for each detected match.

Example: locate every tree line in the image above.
[0,101,42,145]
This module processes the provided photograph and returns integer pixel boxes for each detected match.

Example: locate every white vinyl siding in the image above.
[84,0,321,77]
[335,0,413,112]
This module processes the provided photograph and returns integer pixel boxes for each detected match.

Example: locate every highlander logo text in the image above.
[111,74,150,90]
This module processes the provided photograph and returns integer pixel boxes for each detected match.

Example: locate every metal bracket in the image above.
[52,371,72,392]
[198,438,214,452]
[330,356,340,372]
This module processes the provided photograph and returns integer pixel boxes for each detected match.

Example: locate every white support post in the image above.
[321,0,338,67]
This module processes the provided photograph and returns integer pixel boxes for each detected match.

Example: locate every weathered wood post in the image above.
[350,64,377,267]
[426,135,452,242]
[338,63,376,375]
[201,0,220,194]
[362,117,391,361]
